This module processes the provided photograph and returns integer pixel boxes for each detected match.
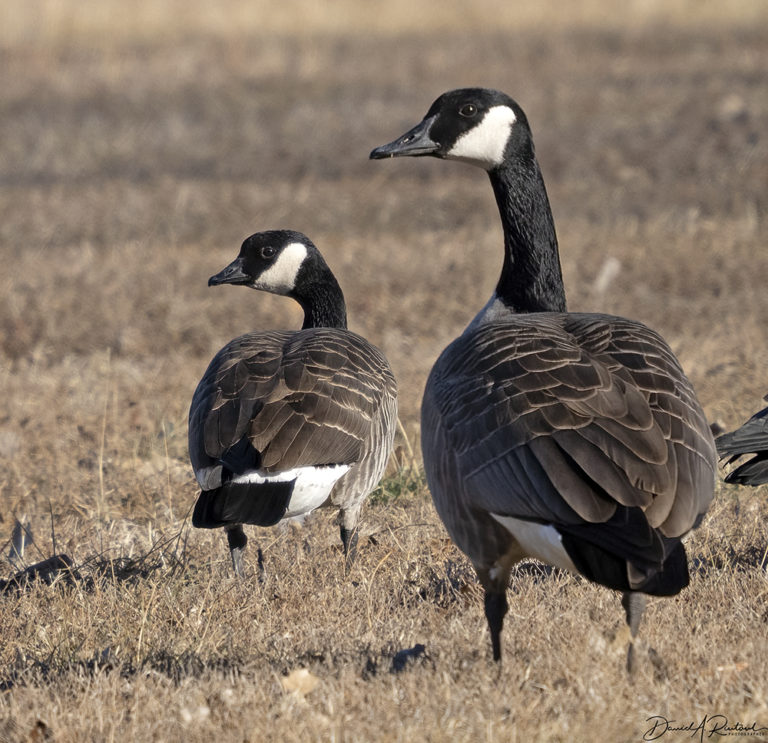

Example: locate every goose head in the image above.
[370,88,565,314]
[209,230,321,296]
[370,88,532,171]
[209,230,347,329]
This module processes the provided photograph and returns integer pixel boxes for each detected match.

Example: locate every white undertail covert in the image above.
[232,464,351,518]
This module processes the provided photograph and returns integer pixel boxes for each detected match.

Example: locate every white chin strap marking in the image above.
[446,106,517,170]
[255,241,308,294]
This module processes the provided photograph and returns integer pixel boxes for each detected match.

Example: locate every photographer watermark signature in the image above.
[643,715,768,742]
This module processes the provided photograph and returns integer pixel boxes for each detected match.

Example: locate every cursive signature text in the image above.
[644,715,768,742]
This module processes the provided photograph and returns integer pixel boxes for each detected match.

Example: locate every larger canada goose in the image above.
[371,89,716,670]
[189,230,397,576]
[716,399,768,485]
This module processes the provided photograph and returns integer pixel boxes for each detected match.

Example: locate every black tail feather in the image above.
[636,540,689,595]
[723,453,768,485]
[715,405,768,459]
[559,507,690,596]
[193,479,294,528]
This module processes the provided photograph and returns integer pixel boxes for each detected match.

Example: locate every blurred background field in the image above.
[1,1,767,741]
[3,0,767,46]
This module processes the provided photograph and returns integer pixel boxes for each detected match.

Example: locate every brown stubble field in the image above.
[1,2,767,741]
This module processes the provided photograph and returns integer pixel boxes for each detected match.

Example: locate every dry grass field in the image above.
[1,2,768,741]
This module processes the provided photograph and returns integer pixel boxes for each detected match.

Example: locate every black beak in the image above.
[208,256,250,287]
[369,115,439,159]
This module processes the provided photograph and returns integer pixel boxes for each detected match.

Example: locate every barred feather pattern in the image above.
[189,327,397,524]
[421,312,716,592]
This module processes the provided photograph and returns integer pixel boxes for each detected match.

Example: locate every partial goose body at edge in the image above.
[716,403,768,485]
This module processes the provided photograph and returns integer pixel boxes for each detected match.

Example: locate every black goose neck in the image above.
[488,155,567,313]
[292,271,348,330]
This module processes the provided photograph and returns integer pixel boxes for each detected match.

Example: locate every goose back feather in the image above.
[422,311,714,593]
[190,327,397,525]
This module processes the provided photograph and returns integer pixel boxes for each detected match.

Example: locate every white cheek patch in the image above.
[254,241,308,294]
[490,513,578,574]
[446,106,517,170]
[232,464,350,518]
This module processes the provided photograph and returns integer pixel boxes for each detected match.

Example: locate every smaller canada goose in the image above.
[716,399,768,485]
[371,89,716,671]
[188,230,397,576]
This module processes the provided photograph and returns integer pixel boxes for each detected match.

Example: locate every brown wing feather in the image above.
[189,328,396,480]
[424,313,715,562]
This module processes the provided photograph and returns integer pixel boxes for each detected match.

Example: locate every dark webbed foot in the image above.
[225,525,247,578]
[622,591,647,676]
[484,589,509,663]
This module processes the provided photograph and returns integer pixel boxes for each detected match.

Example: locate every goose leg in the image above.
[622,591,646,675]
[225,524,247,578]
[340,524,359,570]
[339,506,362,571]
[256,546,265,583]
[484,589,509,663]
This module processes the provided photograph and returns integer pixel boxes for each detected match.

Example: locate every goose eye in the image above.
[459,104,477,117]
[261,246,276,259]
